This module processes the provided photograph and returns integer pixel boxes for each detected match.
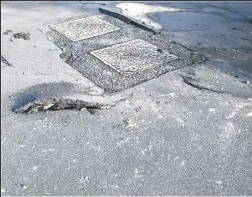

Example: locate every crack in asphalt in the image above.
[180,74,242,98]
[1,55,14,67]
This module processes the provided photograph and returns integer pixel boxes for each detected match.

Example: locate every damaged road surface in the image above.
[11,82,133,114]
[38,12,206,93]
[12,93,133,114]
[13,98,104,114]
[1,1,252,196]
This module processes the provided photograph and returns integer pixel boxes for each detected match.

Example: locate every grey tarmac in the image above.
[1,1,252,196]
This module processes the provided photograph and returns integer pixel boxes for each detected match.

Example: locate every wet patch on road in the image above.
[147,8,252,80]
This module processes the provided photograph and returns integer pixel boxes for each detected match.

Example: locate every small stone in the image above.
[216,180,222,185]
[123,119,129,126]
[243,80,250,85]
[232,48,239,52]
[15,183,26,189]
[32,166,38,170]
[135,106,142,112]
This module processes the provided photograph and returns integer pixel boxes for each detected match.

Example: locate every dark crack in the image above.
[180,74,238,97]
[1,55,14,67]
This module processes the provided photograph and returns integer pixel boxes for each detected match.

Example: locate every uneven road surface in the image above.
[1,1,252,196]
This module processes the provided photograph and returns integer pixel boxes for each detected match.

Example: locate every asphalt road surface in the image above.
[1,1,252,196]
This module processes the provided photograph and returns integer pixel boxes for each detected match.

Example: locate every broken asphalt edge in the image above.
[11,92,134,115]
[99,7,161,34]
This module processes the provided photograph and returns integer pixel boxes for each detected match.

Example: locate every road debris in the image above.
[2,30,12,35]
[15,183,27,189]
[13,98,101,114]
[13,32,30,40]
[12,93,133,114]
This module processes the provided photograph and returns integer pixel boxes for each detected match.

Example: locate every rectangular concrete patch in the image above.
[91,39,178,76]
[50,16,120,41]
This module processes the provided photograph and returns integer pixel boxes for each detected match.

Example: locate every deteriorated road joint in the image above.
[1,55,14,67]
